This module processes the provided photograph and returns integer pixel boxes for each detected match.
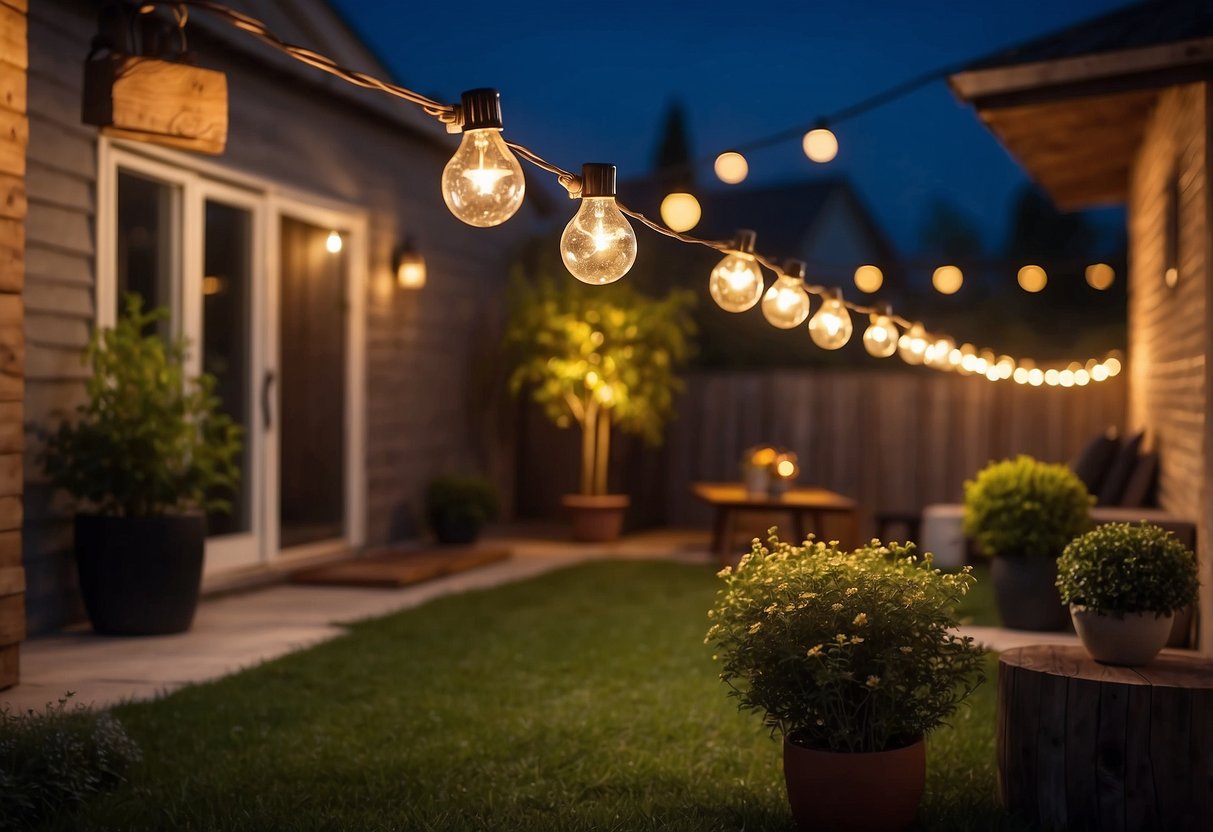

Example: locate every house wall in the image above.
[1127,83,1211,652]
[21,0,537,632]
[0,0,26,689]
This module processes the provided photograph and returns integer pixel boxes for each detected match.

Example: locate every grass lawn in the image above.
[42,560,1025,831]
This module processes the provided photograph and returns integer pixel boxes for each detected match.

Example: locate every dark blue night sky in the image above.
[332,0,1130,255]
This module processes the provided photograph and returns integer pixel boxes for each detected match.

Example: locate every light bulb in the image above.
[1018,264,1047,293]
[854,265,883,293]
[808,290,852,350]
[395,241,426,289]
[958,343,979,375]
[761,260,811,329]
[862,309,898,358]
[661,192,701,232]
[325,230,343,253]
[1104,352,1123,376]
[441,89,526,228]
[714,151,748,184]
[897,323,928,365]
[560,163,636,285]
[709,230,764,313]
[925,336,955,369]
[932,265,963,295]
[1028,368,1044,386]
[1013,367,1029,384]
[803,127,838,163]
[1086,263,1115,290]
[995,355,1015,379]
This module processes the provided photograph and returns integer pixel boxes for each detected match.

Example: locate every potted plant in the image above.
[707,531,985,832]
[963,455,1092,631]
[41,297,242,636]
[424,475,499,545]
[1056,522,1198,666]
[505,272,694,542]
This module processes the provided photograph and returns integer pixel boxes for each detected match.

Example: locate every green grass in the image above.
[41,561,1025,831]
[955,562,999,626]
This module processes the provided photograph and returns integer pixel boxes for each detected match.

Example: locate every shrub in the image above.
[425,475,500,530]
[963,455,1093,559]
[0,694,141,829]
[706,532,986,753]
[1057,522,1198,616]
[41,295,243,517]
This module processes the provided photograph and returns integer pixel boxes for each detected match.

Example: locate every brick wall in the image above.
[1127,83,1211,651]
[0,0,26,689]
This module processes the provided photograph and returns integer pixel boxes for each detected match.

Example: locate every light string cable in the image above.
[144,0,1120,381]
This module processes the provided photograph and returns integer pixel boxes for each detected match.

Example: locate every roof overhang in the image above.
[950,37,1213,209]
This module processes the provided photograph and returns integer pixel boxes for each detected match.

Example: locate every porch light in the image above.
[394,240,427,289]
[326,230,343,253]
[714,151,749,184]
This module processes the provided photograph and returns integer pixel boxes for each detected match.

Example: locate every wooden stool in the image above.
[997,645,1213,831]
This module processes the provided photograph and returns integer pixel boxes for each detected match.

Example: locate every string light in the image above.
[924,335,955,370]
[153,1,1121,391]
[709,230,764,313]
[1086,263,1115,290]
[660,192,701,232]
[713,151,748,184]
[932,265,963,295]
[762,260,812,329]
[560,164,636,285]
[441,89,526,228]
[808,289,852,350]
[862,307,899,358]
[1018,265,1047,293]
[853,265,883,293]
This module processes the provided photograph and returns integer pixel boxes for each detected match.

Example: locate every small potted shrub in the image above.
[963,455,1093,631]
[424,475,499,545]
[707,531,985,832]
[1057,522,1198,666]
[42,297,242,635]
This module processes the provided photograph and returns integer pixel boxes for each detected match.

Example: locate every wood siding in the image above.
[0,0,25,690]
[1127,84,1211,652]
[517,370,1128,536]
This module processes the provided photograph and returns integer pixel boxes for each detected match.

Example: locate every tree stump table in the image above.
[997,645,1213,831]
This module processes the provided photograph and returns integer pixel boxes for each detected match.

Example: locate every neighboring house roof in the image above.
[950,0,1213,208]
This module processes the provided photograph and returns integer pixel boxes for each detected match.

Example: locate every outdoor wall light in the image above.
[394,240,426,289]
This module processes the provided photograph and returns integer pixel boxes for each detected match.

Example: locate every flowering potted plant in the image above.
[1056,522,1198,666]
[707,532,985,832]
[963,455,1093,631]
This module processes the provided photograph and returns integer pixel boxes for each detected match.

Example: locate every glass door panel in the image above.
[116,170,178,331]
[278,217,347,548]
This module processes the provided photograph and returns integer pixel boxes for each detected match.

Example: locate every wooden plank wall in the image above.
[517,369,1128,536]
[0,0,26,690]
[1127,84,1211,652]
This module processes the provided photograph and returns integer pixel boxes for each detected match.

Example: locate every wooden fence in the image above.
[514,369,1128,536]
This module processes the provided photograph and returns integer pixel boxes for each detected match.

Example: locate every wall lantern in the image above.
[394,239,427,289]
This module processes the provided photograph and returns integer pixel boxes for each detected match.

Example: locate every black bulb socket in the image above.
[733,229,757,254]
[580,163,617,198]
[460,88,504,131]
[783,260,807,280]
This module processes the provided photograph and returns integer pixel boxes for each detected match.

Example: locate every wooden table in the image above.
[690,482,859,563]
[997,645,1213,831]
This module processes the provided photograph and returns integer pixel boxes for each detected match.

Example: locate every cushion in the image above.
[1096,431,1145,506]
[1118,451,1158,508]
[1069,429,1120,495]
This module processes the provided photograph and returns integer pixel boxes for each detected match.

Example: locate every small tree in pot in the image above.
[505,272,694,542]
[1057,522,1198,666]
[42,297,242,635]
[963,455,1092,631]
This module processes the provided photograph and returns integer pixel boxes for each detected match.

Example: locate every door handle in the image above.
[262,370,276,431]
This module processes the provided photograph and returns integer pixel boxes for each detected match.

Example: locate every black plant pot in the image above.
[74,513,206,636]
[991,555,1071,632]
[429,511,483,546]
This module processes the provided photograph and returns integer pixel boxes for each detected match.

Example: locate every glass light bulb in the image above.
[808,296,852,350]
[441,128,526,227]
[560,196,637,285]
[714,151,748,184]
[803,128,838,163]
[862,313,898,358]
[761,276,811,329]
[325,230,343,253]
[709,252,764,312]
[925,336,955,369]
[897,323,928,365]
[660,192,701,232]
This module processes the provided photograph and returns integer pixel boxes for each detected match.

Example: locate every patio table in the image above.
[690,482,860,564]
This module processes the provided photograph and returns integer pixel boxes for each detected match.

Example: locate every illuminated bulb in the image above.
[1165,267,1179,288]
[948,348,963,368]
[1027,368,1044,386]
[808,289,852,350]
[1018,264,1047,293]
[1059,369,1075,387]
[854,265,883,293]
[996,355,1015,379]
[897,323,928,365]
[1074,368,1091,386]
[1104,353,1123,377]
[709,230,764,313]
[1013,367,1029,384]
[1045,369,1060,386]
[1091,364,1109,382]
[958,343,979,375]
[441,89,526,228]
[985,365,1001,381]
[560,164,636,285]
[977,349,996,375]
[714,151,749,185]
[925,336,955,370]
[762,260,812,329]
[395,241,426,289]
[1086,263,1115,290]
[325,230,343,253]
[932,265,963,295]
[803,127,838,163]
[862,308,899,358]
[660,192,701,232]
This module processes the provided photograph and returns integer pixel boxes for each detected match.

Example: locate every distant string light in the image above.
[713,151,749,184]
[150,1,1119,389]
[659,192,702,232]
[1085,263,1115,290]
[854,265,883,293]
[931,265,963,295]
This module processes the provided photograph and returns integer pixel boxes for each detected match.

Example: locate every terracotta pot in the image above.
[561,494,629,543]
[990,555,1070,631]
[783,736,925,832]
[1070,605,1172,666]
